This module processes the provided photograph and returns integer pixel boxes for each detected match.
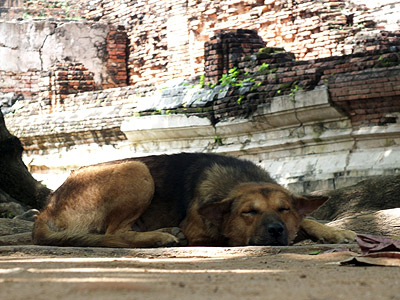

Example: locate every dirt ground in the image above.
[0,244,399,300]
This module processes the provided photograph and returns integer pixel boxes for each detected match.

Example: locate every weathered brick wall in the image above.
[207,46,400,127]
[125,34,400,129]
[84,0,400,88]
[0,0,86,20]
[204,29,265,84]
[328,68,400,127]
[5,86,140,152]
[103,25,128,89]
[0,21,128,107]
[10,45,397,133]
[3,1,400,93]
[38,62,96,112]
[4,30,400,189]
[0,70,40,102]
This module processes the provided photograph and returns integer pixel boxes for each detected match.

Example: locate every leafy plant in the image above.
[219,67,241,86]
[188,74,206,89]
[276,81,300,96]
[199,74,205,88]
[251,82,262,91]
[289,81,299,96]
[269,67,278,73]
[377,55,399,67]
[257,63,270,73]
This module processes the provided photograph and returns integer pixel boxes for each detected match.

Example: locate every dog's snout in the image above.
[267,223,284,238]
[249,215,289,246]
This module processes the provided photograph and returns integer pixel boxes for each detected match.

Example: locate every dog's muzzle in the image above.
[249,215,289,246]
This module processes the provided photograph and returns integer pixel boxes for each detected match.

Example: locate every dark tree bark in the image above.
[0,110,51,211]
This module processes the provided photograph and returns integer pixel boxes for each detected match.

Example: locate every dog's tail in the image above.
[32,215,130,248]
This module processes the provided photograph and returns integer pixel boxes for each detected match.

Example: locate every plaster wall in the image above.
[0,20,111,89]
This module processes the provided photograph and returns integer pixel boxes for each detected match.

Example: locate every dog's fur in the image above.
[33,153,356,247]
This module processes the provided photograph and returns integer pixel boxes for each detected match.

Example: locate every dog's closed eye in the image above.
[278,207,290,213]
[241,209,260,217]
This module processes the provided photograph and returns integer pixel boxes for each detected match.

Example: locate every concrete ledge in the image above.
[121,114,215,142]
[120,87,400,193]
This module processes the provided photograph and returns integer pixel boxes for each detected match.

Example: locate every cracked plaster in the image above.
[0,20,109,85]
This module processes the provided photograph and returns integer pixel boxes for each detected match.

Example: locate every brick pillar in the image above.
[103,25,128,89]
[204,29,265,85]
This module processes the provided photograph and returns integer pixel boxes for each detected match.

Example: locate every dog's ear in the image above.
[292,194,329,218]
[198,198,234,226]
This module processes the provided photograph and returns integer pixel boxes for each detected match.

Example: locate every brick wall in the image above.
[328,68,400,127]
[204,29,265,85]
[5,86,140,151]
[38,62,96,112]
[0,0,86,20]
[2,1,400,93]
[127,32,399,129]
[207,45,400,126]
[0,70,40,100]
[84,0,400,88]
[38,45,397,131]
[103,25,128,89]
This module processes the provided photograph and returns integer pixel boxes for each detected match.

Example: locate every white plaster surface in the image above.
[0,20,109,85]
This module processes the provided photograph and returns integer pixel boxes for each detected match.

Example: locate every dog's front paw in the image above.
[153,232,181,247]
[156,227,188,246]
[319,228,357,244]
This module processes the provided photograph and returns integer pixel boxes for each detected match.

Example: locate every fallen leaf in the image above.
[356,234,400,254]
[341,252,400,267]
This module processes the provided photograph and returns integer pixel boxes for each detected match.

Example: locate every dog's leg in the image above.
[101,163,181,248]
[106,227,187,248]
[106,230,180,248]
[105,213,182,248]
[297,219,356,244]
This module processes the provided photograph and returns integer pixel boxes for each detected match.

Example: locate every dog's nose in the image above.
[267,223,284,238]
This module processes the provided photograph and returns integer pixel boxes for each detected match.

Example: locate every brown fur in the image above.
[33,153,356,248]
[33,161,178,248]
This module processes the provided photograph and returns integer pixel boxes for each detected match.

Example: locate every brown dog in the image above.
[33,153,356,247]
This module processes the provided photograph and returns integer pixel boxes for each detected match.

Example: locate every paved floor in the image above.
[0,244,399,300]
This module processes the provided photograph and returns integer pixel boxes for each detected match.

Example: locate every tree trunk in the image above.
[0,110,51,211]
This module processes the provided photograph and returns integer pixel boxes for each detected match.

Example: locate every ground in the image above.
[0,244,399,300]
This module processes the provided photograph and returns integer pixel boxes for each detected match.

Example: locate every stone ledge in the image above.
[120,87,400,193]
[121,114,215,142]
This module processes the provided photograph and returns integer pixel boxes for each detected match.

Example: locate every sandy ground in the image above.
[0,244,399,300]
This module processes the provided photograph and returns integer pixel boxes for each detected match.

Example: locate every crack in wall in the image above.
[344,129,358,175]
[38,23,57,72]
[289,95,306,142]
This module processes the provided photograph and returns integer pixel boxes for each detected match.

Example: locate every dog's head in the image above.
[198,183,328,246]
